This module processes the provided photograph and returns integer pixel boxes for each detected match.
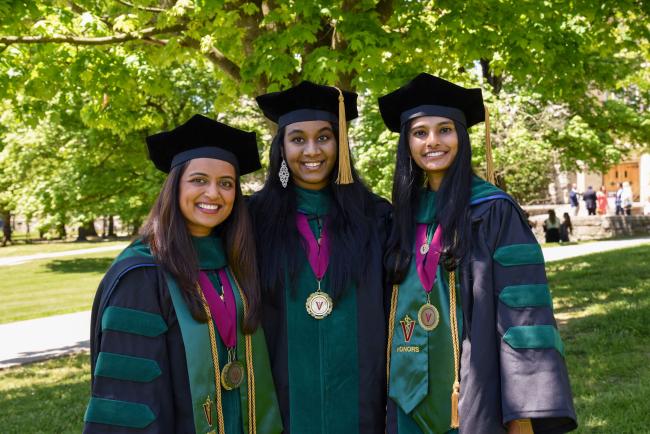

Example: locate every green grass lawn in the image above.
[0,251,119,323]
[547,245,650,433]
[0,353,90,433]
[0,246,648,432]
[0,240,127,258]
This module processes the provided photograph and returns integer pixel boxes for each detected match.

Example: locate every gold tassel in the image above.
[334,87,353,184]
[450,381,460,428]
[484,104,495,184]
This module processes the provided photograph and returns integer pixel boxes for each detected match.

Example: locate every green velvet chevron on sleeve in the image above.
[502,325,564,356]
[499,284,552,308]
[84,397,156,428]
[94,352,162,383]
[101,306,168,337]
[493,243,544,267]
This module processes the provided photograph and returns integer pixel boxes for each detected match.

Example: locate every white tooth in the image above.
[426,151,445,157]
[198,203,219,210]
[304,162,321,168]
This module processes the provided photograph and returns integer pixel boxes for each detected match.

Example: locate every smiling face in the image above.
[283,120,337,190]
[178,158,237,237]
[408,116,459,191]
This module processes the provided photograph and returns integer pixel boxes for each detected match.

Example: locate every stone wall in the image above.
[530,215,650,242]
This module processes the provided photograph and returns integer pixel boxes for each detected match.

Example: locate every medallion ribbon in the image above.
[295,212,330,280]
[198,270,236,348]
[296,212,333,319]
[415,224,443,293]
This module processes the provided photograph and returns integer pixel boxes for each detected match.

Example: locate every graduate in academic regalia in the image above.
[249,82,392,434]
[84,114,282,434]
[379,74,577,434]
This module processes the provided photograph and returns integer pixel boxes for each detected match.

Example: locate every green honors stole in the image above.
[285,186,360,433]
[387,189,462,434]
[166,236,281,434]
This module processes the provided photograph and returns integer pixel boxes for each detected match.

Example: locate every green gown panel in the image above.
[389,190,462,434]
[286,187,360,434]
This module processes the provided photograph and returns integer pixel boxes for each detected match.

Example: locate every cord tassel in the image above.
[484,104,495,184]
[450,380,460,428]
[334,87,353,184]
[449,270,461,429]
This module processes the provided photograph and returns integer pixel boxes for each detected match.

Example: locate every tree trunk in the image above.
[102,216,107,238]
[57,222,67,239]
[1,211,11,247]
[108,215,116,238]
[130,219,142,237]
[76,219,98,241]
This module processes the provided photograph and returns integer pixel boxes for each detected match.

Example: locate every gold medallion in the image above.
[418,303,440,331]
[221,360,245,390]
[419,243,430,255]
[306,291,333,319]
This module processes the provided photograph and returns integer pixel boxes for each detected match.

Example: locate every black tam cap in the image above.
[256,81,358,128]
[145,114,261,175]
[378,73,485,132]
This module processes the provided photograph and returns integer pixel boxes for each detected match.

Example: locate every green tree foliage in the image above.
[0,1,647,230]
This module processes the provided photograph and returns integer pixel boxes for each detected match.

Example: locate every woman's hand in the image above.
[507,419,533,434]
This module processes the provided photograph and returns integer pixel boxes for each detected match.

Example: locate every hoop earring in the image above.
[279,159,290,188]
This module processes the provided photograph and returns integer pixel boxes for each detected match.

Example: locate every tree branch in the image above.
[480,58,503,94]
[177,37,242,82]
[116,0,166,13]
[0,24,186,46]
[142,35,242,82]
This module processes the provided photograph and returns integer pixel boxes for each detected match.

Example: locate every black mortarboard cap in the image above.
[256,81,358,184]
[256,81,358,128]
[145,114,261,175]
[378,73,485,132]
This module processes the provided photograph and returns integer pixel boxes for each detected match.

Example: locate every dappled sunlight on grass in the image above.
[0,251,117,323]
[547,245,650,433]
[0,353,90,433]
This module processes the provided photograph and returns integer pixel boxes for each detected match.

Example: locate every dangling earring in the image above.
[279,159,290,188]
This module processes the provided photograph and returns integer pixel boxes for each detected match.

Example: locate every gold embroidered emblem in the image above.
[202,396,213,427]
[400,314,416,342]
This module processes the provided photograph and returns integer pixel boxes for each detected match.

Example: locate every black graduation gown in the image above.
[457,195,576,433]
[387,186,577,434]
[84,255,196,433]
[84,239,283,434]
[250,192,392,434]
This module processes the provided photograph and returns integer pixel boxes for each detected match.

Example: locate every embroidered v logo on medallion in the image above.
[400,315,416,342]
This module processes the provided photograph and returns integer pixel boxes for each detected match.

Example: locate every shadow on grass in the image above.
[45,257,113,274]
[0,353,89,433]
[548,245,650,433]
[547,245,650,314]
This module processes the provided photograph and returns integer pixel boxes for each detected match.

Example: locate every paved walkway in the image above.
[542,236,650,262]
[0,311,91,368]
[0,243,127,266]
[1,237,649,369]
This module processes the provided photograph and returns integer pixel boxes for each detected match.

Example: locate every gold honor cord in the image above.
[385,273,461,430]
[386,284,400,383]
[198,286,226,434]
[231,274,257,434]
[197,273,257,434]
[449,271,460,428]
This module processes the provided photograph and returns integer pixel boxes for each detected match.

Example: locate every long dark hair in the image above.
[140,162,261,333]
[385,120,473,283]
[250,125,378,301]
